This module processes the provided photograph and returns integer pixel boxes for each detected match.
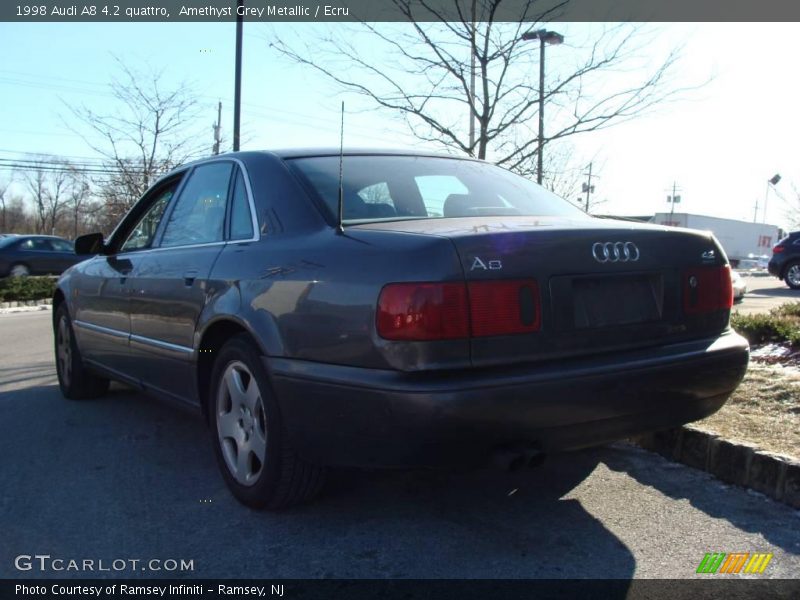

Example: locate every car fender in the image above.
[194,282,285,361]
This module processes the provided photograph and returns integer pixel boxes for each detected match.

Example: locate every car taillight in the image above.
[376,283,469,340]
[376,280,541,341]
[468,280,541,337]
[773,245,785,253]
[683,265,733,315]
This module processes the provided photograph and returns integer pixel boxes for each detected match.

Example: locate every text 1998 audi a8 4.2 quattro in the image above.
[53,150,749,508]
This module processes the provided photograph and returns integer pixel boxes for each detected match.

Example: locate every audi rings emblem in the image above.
[591,241,640,263]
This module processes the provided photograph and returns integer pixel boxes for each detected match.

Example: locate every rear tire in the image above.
[784,262,800,289]
[209,334,325,509]
[54,304,110,399]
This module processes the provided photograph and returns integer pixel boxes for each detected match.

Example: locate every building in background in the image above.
[651,213,782,268]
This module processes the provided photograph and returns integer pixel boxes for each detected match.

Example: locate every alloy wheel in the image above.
[57,316,72,387]
[216,361,267,486]
[788,265,800,287]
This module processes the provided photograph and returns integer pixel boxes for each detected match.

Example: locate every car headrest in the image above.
[343,193,369,219]
[443,194,481,217]
[364,203,397,218]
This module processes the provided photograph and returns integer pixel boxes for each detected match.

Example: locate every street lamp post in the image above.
[521,29,564,185]
[764,173,781,224]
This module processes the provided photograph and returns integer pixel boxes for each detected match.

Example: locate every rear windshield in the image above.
[287,155,585,224]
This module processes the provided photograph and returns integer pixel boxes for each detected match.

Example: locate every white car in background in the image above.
[731,270,747,302]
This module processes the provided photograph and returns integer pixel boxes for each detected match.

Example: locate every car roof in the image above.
[18,234,67,239]
[174,148,479,170]
[149,148,485,192]
[262,148,479,160]
[3,234,71,241]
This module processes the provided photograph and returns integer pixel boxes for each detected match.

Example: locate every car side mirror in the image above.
[74,232,106,255]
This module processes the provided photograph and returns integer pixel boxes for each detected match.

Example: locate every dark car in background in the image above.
[52,150,749,509]
[768,231,800,288]
[0,234,80,277]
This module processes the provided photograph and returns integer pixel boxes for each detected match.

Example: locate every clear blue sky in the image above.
[1,21,799,228]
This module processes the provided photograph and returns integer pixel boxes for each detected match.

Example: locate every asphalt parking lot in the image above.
[733,273,800,315]
[0,310,798,580]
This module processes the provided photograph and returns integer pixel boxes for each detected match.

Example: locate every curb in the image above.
[0,298,52,309]
[736,271,772,278]
[630,426,800,509]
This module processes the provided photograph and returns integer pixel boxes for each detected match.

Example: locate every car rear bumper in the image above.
[267,331,749,468]
[768,258,781,277]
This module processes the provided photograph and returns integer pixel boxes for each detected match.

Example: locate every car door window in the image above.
[161,162,233,248]
[120,188,175,253]
[229,169,254,240]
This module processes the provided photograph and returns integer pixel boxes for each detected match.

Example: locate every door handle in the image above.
[183,270,199,287]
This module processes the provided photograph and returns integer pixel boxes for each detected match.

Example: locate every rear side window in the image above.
[161,162,233,248]
[229,169,254,240]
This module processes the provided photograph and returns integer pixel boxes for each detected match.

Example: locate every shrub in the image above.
[731,311,800,347]
[769,302,800,318]
[0,276,57,302]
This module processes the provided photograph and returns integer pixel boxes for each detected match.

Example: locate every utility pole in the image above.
[212,101,222,155]
[667,181,682,217]
[582,162,595,212]
[537,36,545,184]
[233,0,243,152]
[468,0,476,154]
[753,199,759,223]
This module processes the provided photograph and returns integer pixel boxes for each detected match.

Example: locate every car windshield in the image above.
[287,155,586,225]
[0,236,19,249]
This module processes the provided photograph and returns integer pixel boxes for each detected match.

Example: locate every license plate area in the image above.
[551,273,664,330]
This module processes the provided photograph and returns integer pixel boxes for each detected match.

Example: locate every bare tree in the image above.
[0,177,9,232]
[23,165,48,234]
[21,157,72,235]
[780,183,800,230]
[269,1,695,184]
[65,168,93,239]
[3,195,33,233]
[69,59,204,220]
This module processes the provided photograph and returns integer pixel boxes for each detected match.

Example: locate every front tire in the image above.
[10,263,30,277]
[785,262,800,289]
[209,334,325,509]
[54,304,110,399]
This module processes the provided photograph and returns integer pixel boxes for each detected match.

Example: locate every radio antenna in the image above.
[336,101,345,235]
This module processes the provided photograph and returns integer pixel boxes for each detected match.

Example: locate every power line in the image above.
[0,69,412,143]
[0,158,151,176]
[0,149,109,162]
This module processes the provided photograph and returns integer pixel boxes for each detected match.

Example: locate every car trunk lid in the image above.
[353,216,730,367]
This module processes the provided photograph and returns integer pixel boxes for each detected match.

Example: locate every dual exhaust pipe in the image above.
[492,443,546,472]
